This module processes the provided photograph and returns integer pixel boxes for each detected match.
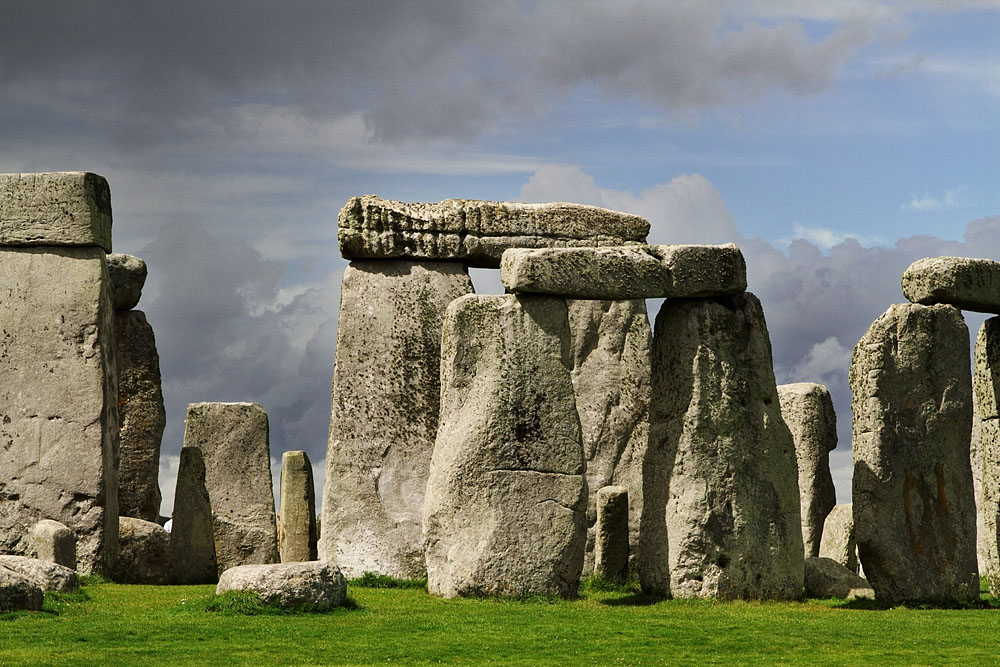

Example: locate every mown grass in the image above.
[2,575,1000,665]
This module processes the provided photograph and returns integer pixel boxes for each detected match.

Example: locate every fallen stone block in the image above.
[0,555,78,592]
[819,503,859,573]
[338,195,649,268]
[902,256,1000,313]
[116,517,170,585]
[279,450,317,563]
[0,567,43,612]
[500,244,746,299]
[169,446,218,585]
[28,519,77,570]
[804,557,874,600]
[106,253,147,311]
[216,561,347,609]
[0,172,112,251]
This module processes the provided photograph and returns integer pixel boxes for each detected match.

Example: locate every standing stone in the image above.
[819,503,859,573]
[971,398,988,575]
[321,261,473,579]
[423,294,587,598]
[28,519,76,570]
[639,293,804,600]
[0,247,118,576]
[594,486,629,582]
[115,310,166,523]
[183,402,278,572]
[777,383,838,558]
[279,450,317,563]
[851,302,978,603]
[116,517,170,584]
[169,446,218,584]
[567,299,650,572]
[974,316,1000,595]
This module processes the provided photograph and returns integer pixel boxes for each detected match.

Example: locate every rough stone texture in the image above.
[339,195,649,268]
[423,294,588,598]
[28,519,76,570]
[804,557,874,600]
[106,253,147,311]
[851,302,979,604]
[0,555,78,592]
[115,310,165,523]
[0,247,118,576]
[216,561,347,609]
[279,450,317,563]
[0,567,43,612]
[971,398,988,575]
[639,293,804,600]
[777,382,838,558]
[902,256,1000,314]
[169,447,218,584]
[321,261,473,579]
[594,486,629,582]
[567,299,650,574]
[0,172,112,252]
[819,503,859,573]
[184,402,278,573]
[116,517,170,584]
[501,243,746,300]
[974,316,1000,595]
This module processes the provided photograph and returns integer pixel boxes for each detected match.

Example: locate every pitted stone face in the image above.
[902,256,1000,313]
[0,172,112,252]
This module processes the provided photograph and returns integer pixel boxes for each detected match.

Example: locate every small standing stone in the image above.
[594,486,629,582]
[279,450,317,563]
[28,519,76,570]
[116,517,170,585]
[169,447,218,584]
[819,503,859,573]
[974,316,1000,594]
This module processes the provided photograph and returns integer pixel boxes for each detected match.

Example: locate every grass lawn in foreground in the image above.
[2,578,1000,665]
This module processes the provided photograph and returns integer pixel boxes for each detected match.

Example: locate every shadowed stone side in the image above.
[804,557,874,600]
[184,402,278,573]
[594,486,629,582]
[279,450,317,563]
[777,382,837,558]
[28,519,76,570]
[116,517,170,585]
[851,302,978,604]
[0,247,118,576]
[0,172,112,252]
[902,256,1000,313]
[321,261,474,579]
[423,294,587,598]
[0,568,43,612]
[971,398,988,575]
[819,503,858,573]
[974,316,1000,595]
[639,293,804,600]
[106,253,147,311]
[169,447,218,584]
[115,310,166,523]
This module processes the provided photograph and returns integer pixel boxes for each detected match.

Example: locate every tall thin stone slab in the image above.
[971,398,988,576]
[594,486,629,582]
[169,447,218,584]
[279,450,317,563]
[183,402,278,573]
[423,294,587,598]
[639,293,803,600]
[321,261,473,578]
[974,316,1000,594]
[777,382,837,558]
[851,303,978,603]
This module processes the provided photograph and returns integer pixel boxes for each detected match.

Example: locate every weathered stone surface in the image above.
[216,561,347,609]
[594,486,629,582]
[777,382,838,558]
[0,247,118,576]
[819,503,859,573]
[169,446,218,585]
[639,293,804,600]
[501,243,746,300]
[423,294,587,598]
[115,310,165,523]
[971,398,988,575]
[804,557,874,600]
[0,172,112,252]
[184,402,278,573]
[0,555,78,592]
[28,519,76,570]
[279,450,317,563]
[902,256,1000,313]
[851,302,978,604]
[974,316,1000,595]
[0,567,43,612]
[568,299,650,574]
[116,517,169,584]
[106,253,147,310]
[339,195,649,268]
[321,261,473,579]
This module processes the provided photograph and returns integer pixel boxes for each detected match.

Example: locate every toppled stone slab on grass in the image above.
[0,567,43,612]
[0,172,112,252]
[0,555,78,592]
[339,195,649,268]
[216,561,347,609]
[902,256,1000,313]
[804,557,874,600]
[500,244,746,299]
[116,517,170,585]
[29,519,76,570]
[106,253,147,310]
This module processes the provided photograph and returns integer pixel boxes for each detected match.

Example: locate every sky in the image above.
[2,1,1000,512]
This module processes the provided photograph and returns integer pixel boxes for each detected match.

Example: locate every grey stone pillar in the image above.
[169,446,218,584]
[279,450,317,563]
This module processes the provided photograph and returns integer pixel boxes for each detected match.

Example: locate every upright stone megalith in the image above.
[321,261,473,579]
[851,302,978,603]
[777,382,838,558]
[639,293,804,599]
[974,316,1000,595]
[594,486,629,582]
[423,294,587,598]
[169,446,218,584]
[819,503,859,574]
[279,450,317,563]
[183,402,278,573]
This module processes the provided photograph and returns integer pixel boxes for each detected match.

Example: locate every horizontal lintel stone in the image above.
[0,172,112,252]
[902,256,1000,314]
[499,243,746,299]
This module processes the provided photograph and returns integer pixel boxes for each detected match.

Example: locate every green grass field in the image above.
[2,577,1000,665]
